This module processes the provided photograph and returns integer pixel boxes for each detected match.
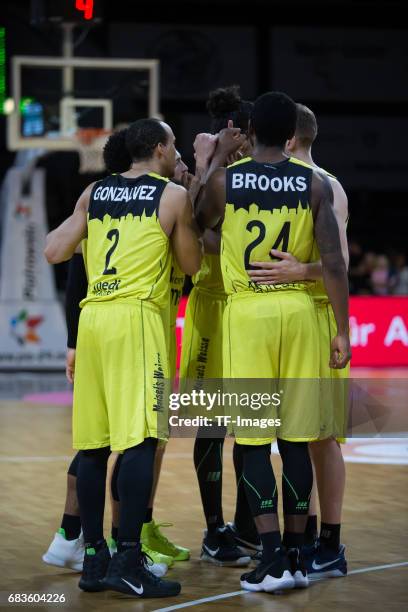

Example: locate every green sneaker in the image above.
[142,543,174,568]
[141,520,190,561]
[107,537,171,575]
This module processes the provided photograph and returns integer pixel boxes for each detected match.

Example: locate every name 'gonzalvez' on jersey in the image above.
[221,156,315,294]
[80,172,172,309]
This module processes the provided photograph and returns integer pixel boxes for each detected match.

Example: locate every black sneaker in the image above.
[102,548,181,598]
[200,526,251,567]
[79,542,110,592]
[287,548,309,588]
[240,548,295,592]
[225,522,263,556]
[304,541,347,580]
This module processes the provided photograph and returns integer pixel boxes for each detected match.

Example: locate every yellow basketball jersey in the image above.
[192,253,226,296]
[221,157,315,295]
[80,173,171,309]
[81,238,88,279]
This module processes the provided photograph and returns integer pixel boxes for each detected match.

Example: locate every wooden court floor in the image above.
[0,397,407,612]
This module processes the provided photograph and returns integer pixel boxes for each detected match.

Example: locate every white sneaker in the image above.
[42,530,84,572]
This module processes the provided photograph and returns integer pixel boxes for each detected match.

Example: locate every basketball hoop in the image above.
[74,127,111,174]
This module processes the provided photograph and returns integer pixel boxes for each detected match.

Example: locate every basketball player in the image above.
[247,103,349,579]
[180,86,259,566]
[45,118,202,598]
[196,92,350,592]
[109,138,217,566]
[43,132,199,577]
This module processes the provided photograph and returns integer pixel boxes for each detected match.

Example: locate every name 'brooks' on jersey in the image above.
[221,157,315,294]
[81,172,171,308]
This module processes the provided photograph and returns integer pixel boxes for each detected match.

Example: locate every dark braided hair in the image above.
[206,84,253,134]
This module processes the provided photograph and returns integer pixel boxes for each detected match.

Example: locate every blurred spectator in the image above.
[348,240,366,293]
[393,254,408,295]
[349,241,377,294]
[370,255,392,295]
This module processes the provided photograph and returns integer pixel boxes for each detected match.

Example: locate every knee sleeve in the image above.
[278,439,313,515]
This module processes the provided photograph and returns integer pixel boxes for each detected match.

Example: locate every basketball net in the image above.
[75,128,111,174]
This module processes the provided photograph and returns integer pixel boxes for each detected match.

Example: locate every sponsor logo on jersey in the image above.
[92,278,122,296]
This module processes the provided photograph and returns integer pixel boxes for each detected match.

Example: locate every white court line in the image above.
[153,561,408,612]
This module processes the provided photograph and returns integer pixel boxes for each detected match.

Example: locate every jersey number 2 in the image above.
[244,221,291,269]
[103,229,120,275]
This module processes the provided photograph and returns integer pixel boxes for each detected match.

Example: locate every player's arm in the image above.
[206,125,246,177]
[202,228,221,255]
[195,166,227,230]
[64,245,88,383]
[160,183,203,276]
[312,171,351,369]
[44,184,92,263]
[247,252,322,284]
[331,178,349,269]
[187,133,218,208]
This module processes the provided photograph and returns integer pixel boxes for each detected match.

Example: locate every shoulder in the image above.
[310,167,334,204]
[227,156,252,169]
[328,176,347,200]
[162,181,190,210]
[77,180,98,211]
[147,171,170,184]
[288,157,314,170]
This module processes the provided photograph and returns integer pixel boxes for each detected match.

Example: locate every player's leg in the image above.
[304,463,319,548]
[109,453,121,552]
[223,294,296,589]
[277,291,320,587]
[278,438,313,588]
[42,452,84,571]
[109,442,173,577]
[194,432,250,566]
[194,434,225,532]
[239,443,294,592]
[305,303,348,579]
[225,441,261,555]
[181,289,247,565]
[72,306,112,592]
[101,301,181,598]
[110,449,174,575]
[140,317,190,563]
[307,437,347,578]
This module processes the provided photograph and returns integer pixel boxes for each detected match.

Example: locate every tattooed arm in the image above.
[311,170,351,368]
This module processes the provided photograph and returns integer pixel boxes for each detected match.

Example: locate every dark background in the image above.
[2,0,407,267]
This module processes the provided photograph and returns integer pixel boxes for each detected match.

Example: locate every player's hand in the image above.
[66,348,76,384]
[329,334,351,369]
[247,250,306,284]
[193,133,218,166]
[216,123,246,160]
[181,171,195,190]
